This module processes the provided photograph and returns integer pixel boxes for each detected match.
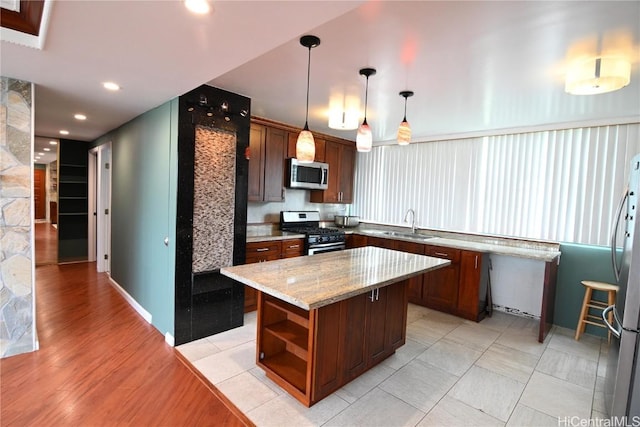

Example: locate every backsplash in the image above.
[191,126,236,273]
[247,188,350,223]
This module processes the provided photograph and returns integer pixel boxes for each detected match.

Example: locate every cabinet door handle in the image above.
[375,288,380,301]
[475,255,478,269]
[288,244,299,249]
[369,290,375,302]
[256,248,269,252]
[434,252,449,257]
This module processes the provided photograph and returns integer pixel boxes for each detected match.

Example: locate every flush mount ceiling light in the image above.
[565,56,631,95]
[49,140,57,145]
[59,130,69,135]
[184,0,211,14]
[397,91,414,145]
[74,113,87,120]
[328,96,359,131]
[356,68,376,153]
[296,35,321,163]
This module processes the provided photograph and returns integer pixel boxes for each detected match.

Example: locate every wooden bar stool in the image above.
[575,280,619,342]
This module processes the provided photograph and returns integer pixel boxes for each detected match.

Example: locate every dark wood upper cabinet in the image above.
[248,123,285,202]
[310,140,356,204]
[248,123,266,201]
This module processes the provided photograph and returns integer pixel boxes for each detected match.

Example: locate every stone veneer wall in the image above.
[0,77,36,358]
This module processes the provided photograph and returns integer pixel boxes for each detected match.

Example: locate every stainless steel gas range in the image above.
[280,211,346,255]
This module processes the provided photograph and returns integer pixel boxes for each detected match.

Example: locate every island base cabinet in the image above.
[256,281,408,407]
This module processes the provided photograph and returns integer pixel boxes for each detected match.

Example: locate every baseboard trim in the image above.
[165,333,175,347]
[108,276,153,324]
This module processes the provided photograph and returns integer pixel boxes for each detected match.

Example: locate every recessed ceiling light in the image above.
[103,81,120,91]
[59,130,69,135]
[35,156,40,159]
[74,114,87,120]
[38,152,44,156]
[44,148,51,151]
[184,0,210,14]
[49,140,58,145]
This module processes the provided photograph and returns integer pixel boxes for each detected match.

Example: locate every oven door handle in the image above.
[309,242,346,249]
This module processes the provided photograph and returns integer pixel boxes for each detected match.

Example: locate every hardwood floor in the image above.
[1,262,251,426]
[34,222,58,266]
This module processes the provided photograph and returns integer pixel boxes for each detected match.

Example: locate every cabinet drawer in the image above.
[425,245,461,263]
[246,241,281,261]
[282,239,305,258]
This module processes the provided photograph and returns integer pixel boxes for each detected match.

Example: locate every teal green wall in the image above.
[93,99,178,337]
[555,243,618,338]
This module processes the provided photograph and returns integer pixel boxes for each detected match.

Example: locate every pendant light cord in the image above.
[304,46,311,129]
[403,96,408,122]
[363,76,369,124]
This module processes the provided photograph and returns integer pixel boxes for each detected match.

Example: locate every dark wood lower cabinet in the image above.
[457,251,489,321]
[256,280,408,407]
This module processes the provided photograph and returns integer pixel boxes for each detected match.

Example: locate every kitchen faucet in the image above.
[404,208,416,234]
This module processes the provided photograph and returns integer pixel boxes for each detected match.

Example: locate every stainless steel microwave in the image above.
[287,158,329,190]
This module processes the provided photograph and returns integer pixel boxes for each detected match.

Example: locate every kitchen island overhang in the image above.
[221,246,450,406]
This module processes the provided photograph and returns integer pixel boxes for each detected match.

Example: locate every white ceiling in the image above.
[2,1,639,156]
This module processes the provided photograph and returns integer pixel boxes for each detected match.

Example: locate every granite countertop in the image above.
[356,229,561,262]
[221,246,450,310]
[426,237,560,262]
[246,231,304,243]
[245,224,561,262]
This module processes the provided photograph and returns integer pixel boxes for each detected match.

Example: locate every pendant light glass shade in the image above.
[296,35,321,163]
[397,120,411,145]
[397,90,414,145]
[356,120,372,152]
[296,127,315,162]
[357,68,376,153]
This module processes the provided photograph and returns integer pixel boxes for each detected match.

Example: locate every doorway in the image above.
[34,168,46,220]
[34,139,59,266]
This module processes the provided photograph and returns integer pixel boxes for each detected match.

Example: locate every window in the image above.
[353,123,640,246]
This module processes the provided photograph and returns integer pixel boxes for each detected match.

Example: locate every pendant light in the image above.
[356,68,376,153]
[296,35,321,163]
[397,90,414,145]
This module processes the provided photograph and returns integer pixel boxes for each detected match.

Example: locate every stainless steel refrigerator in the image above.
[605,152,640,419]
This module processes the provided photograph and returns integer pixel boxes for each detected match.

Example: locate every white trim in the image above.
[164,333,175,347]
[96,143,112,273]
[108,276,152,324]
[87,150,97,262]
[30,82,37,353]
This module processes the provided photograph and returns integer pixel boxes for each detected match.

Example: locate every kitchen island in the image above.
[221,246,449,406]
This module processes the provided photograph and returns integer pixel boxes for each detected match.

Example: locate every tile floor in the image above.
[177,305,608,427]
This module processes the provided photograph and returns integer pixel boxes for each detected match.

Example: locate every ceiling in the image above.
[2,1,639,164]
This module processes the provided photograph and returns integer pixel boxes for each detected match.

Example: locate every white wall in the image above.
[247,188,349,223]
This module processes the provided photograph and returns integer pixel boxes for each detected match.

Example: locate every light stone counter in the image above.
[246,231,304,243]
[221,246,450,310]
[356,229,560,262]
[425,237,560,262]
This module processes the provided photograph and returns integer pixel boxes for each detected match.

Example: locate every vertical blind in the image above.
[353,123,640,246]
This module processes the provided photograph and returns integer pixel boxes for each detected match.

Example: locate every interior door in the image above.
[34,168,46,219]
